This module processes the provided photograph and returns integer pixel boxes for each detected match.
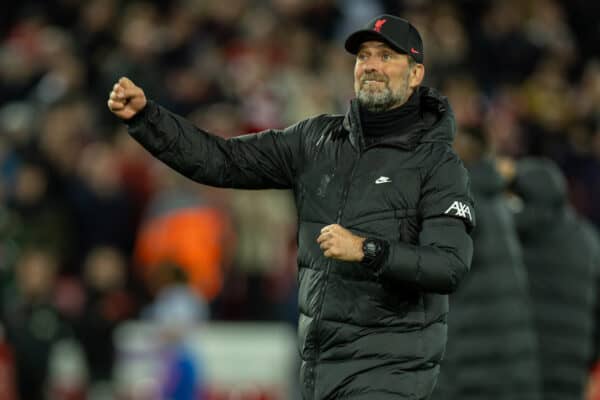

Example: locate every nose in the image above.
[359,58,385,78]
[360,64,384,81]
[361,58,381,72]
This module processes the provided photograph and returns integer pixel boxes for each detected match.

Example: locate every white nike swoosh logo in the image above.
[375,177,391,184]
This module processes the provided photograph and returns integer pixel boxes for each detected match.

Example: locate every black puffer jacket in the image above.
[513,158,600,400]
[432,158,541,400]
[127,87,475,399]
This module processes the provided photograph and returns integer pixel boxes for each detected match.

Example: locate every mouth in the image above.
[361,76,387,85]
[360,80,387,91]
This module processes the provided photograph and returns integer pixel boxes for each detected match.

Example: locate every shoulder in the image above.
[288,113,345,143]
[418,144,475,229]
[262,114,339,139]
[421,145,471,196]
[420,143,468,181]
[301,113,344,132]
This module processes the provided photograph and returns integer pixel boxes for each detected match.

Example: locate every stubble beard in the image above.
[356,73,411,113]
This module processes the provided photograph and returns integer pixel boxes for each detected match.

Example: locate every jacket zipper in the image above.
[311,149,362,395]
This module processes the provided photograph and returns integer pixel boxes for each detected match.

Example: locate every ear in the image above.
[409,63,425,89]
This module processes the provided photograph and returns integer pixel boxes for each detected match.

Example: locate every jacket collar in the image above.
[342,98,362,150]
[342,86,455,151]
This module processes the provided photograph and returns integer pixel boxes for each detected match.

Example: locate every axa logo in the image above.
[374,19,387,32]
[444,201,472,221]
[375,176,391,184]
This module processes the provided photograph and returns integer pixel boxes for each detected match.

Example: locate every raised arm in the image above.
[108,77,304,189]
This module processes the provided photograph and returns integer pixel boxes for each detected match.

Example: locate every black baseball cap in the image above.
[344,14,424,64]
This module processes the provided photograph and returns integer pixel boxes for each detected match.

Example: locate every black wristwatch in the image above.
[361,237,389,272]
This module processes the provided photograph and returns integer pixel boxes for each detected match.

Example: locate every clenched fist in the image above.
[107,77,147,120]
[317,224,365,262]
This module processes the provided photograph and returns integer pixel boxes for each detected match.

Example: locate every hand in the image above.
[316,224,365,262]
[107,77,147,120]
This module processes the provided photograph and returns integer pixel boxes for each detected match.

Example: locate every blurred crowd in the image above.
[1,0,600,398]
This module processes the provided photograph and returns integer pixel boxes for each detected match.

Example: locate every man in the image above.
[108,15,474,399]
[499,157,600,400]
[432,127,541,399]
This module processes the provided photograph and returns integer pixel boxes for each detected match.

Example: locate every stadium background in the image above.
[1,0,600,399]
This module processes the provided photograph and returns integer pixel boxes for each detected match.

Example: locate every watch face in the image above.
[365,242,377,252]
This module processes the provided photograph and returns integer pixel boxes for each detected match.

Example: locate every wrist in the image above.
[125,99,154,126]
[356,237,367,261]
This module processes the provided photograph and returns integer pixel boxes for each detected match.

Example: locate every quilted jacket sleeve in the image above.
[377,152,475,294]
[126,101,305,189]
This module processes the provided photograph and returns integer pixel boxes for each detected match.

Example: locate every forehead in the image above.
[357,40,398,53]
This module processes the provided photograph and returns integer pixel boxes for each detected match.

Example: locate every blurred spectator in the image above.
[442,75,487,130]
[216,189,297,321]
[471,0,542,89]
[37,99,92,180]
[143,262,207,400]
[143,262,209,324]
[112,130,159,225]
[4,159,75,276]
[421,4,470,85]
[519,56,575,160]
[433,127,541,399]
[46,338,88,400]
[99,2,167,106]
[0,323,17,400]
[0,101,36,161]
[503,157,600,400]
[71,246,136,385]
[66,141,136,271]
[1,248,72,399]
[523,0,576,61]
[134,164,234,303]
[561,60,600,228]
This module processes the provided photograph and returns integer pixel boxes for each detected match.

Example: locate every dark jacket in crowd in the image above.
[432,158,541,400]
[513,157,600,400]
[125,87,475,399]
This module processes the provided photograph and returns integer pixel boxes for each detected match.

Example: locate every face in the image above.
[354,41,424,112]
